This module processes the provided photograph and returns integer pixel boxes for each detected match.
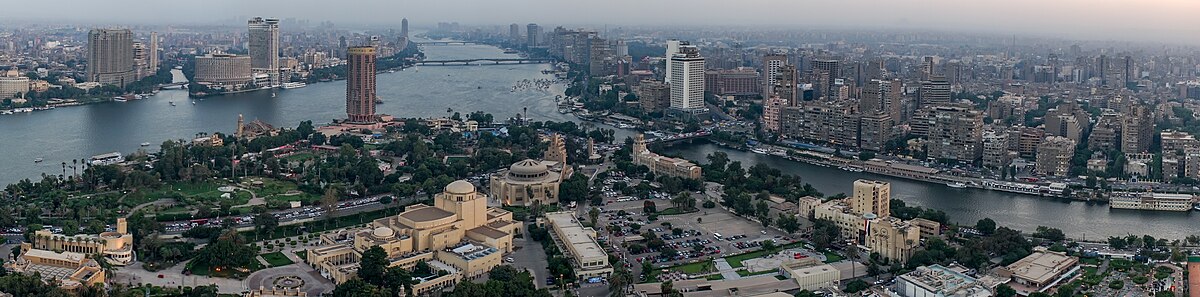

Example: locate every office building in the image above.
[664,39,681,84]
[927,106,984,163]
[1008,125,1045,158]
[148,32,159,73]
[632,134,702,179]
[896,264,992,297]
[194,53,254,86]
[509,23,520,42]
[1035,136,1076,177]
[248,17,281,86]
[401,18,409,37]
[918,75,951,107]
[770,64,799,105]
[780,100,860,148]
[669,44,706,113]
[705,67,760,96]
[345,46,377,124]
[542,212,613,279]
[0,76,30,99]
[810,180,931,263]
[851,179,890,217]
[762,54,788,99]
[810,59,840,99]
[526,24,541,47]
[87,28,136,87]
[306,180,519,291]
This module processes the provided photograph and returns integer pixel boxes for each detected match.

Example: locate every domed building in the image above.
[489,134,572,206]
[307,180,519,294]
[6,219,132,290]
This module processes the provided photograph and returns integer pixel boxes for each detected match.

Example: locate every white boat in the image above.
[751,147,770,155]
[140,142,151,147]
[281,82,307,89]
[90,152,125,166]
[271,92,277,98]
[33,158,43,163]
[113,98,127,102]
[170,101,176,106]
[946,182,967,188]
[191,101,196,105]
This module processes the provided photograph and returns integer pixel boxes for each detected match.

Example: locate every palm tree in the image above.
[61,162,67,177]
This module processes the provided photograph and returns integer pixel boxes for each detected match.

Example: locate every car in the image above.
[505,257,515,263]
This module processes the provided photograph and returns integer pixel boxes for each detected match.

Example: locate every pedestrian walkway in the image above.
[712,258,741,280]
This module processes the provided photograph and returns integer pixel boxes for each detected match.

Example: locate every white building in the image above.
[248,17,281,87]
[896,264,992,297]
[664,39,681,84]
[1109,192,1194,211]
[669,44,705,113]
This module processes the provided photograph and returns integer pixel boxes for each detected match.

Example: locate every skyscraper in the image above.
[87,28,136,87]
[810,59,841,99]
[346,46,377,124]
[664,39,681,84]
[851,180,891,218]
[148,32,159,73]
[918,75,951,108]
[526,23,541,47]
[669,44,705,113]
[762,54,788,99]
[509,23,521,43]
[248,17,281,86]
[401,18,409,38]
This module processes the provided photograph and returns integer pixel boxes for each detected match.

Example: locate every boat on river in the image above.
[946,182,967,188]
[33,158,43,163]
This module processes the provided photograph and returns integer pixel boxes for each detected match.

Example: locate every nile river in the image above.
[0,42,1194,240]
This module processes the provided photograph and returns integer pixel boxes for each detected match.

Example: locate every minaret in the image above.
[236,114,245,138]
[544,134,567,165]
[588,138,601,161]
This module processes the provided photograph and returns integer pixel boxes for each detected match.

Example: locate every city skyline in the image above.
[1,0,1198,46]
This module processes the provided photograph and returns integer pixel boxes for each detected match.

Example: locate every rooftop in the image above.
[1006,250,1078,284]
[398,207,455,223]
[545,212,607,261]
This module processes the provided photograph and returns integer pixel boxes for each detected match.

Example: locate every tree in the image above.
[975,218,996,235]
[384,266,415,297]
[1033,226,1066,242]
[777,213,800,234]
[589,207,600,226]
[643,200,657,213]
[995,284,1017,297]
[358,246,388,286]
[843,279,869,293]
[254,212,279,239]
[332,278,387,297]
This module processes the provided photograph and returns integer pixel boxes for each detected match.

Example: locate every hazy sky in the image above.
[4,0,1199,45]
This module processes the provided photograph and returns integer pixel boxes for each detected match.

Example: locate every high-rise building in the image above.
[87,28,136,87]
[664,39,681,84]
[345,46,377,124]
[811,59,840,99]
[761,96,788,132]
[669,44,705,113]
[982,129,1012,168]
[193,54,253,86]
[704,67,760,96]
[1121,105,1153,154]
[509,23,521,43]
[859,112,893,151]
[762,54,788,99]
[851,180,890,218]
[148,32,159,74]
[927,106,984,163]
[526,24,541,47]
[918,75,951,107]
[248,17,281,86]
[1036,136,1076,177]
[861,79,903,123]
[401,18,409,37]
[131,41,148,79]
[635,79,671,112]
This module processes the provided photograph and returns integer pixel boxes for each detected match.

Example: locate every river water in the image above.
[664,143,1200,240]
[0,43,629,186]
[2,43,1192,240]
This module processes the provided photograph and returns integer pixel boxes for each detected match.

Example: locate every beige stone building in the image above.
[306,180,519,292]
[489,134,571,206]
[810,180,932,264]
[542,212,613,279]
[1035,136,1075,177]
[632,134,702,179]
[24,218,135,266]
[6,219,132,291]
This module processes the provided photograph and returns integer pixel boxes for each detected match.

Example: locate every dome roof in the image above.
[509,159,548,176]
[445,180,476,194]
[372,226,395,238]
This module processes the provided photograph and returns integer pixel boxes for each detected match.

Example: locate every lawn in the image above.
[725,250,771,268]
[283,152,315,162]
[261,251,295,267]
[672,260,716,274]
[294,250,308,263]
[823,251,844,263]
[705,274,724,281]
[736,269,779,277]
[657,207,697,216]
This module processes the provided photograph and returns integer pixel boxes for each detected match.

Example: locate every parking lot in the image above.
[594,193,796,276]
